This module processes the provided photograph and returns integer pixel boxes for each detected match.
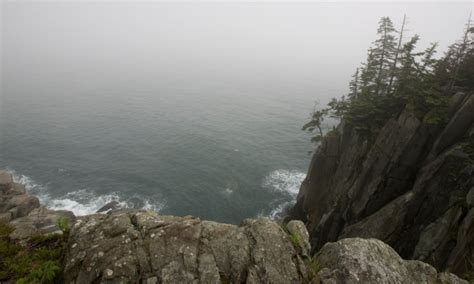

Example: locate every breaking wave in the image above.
[262,169,305,219]
[10,170,164,216]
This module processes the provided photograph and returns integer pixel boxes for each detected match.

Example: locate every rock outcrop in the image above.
[0,171,40,223]
[0,171,76,239]
[63,210,313,283]
[288,92,474,277]
[316,238,468,284]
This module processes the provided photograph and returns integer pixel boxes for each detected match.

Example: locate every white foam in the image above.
[262,169,305,197]
[268,200,295,219]
[9,169,164,216]
[262,169,305,219]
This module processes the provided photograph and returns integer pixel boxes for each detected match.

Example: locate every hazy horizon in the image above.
[2,2,471,105]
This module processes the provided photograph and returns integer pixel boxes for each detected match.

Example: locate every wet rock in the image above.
[96,201,123,213]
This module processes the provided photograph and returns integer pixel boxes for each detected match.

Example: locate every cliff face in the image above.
[288,92,474,277]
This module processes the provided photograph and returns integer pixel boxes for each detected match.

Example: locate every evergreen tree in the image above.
[435,13,472,92]
[373,17,398,96]
[348,68,360,99]
[304,15,472,144]
[388,15,407,95]
[302,103,328,143]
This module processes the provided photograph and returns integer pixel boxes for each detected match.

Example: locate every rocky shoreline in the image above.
[0,170,469,283]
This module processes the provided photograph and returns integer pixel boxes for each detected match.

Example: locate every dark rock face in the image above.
[96,200,123,213]
[288,92,474,277]
[63,210,313,283]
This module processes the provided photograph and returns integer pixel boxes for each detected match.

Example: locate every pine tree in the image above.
[435,13,473,92]
[387,15,407,95]
[448,12,472,91]
[302,103,329,143]
[348,68,360,99]
[373,17,398,96]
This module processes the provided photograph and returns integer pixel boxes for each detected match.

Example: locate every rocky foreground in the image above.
[0,170,469,283]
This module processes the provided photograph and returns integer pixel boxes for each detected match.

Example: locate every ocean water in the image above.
[0,76,320,223]
[0,2,354,224]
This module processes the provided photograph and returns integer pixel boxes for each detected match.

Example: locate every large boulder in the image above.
[63,210,313,284]
[316,238,467,284]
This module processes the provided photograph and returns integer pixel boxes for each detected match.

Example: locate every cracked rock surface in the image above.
[316,238,468,284]
[64,210,312,283]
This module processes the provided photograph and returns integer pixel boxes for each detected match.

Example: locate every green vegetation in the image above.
[304,15,474,143]
[289,232,301,247]
[0,222,67,283]
[56,217,70,233]
[307,258,321,283]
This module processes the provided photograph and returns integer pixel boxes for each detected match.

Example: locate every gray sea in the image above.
[1,72,320,223]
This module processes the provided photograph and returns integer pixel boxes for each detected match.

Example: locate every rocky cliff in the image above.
[287,92,474,278]
[1,170,468,283]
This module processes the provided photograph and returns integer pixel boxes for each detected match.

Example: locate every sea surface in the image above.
[0,2,353,223]
[0,76,325,223]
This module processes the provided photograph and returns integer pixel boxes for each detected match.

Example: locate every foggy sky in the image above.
[1,2,472,105]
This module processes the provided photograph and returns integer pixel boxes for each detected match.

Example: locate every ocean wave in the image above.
[9,169,164,216]
[262,169,305,197]
[262,169,305,219]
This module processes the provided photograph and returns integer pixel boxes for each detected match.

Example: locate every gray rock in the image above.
[1,192,40,219]
[286,220,311,257]
[9,206,76,239]
[63,210,312,283]
[0,171,40,221]
[0,170,13,193]
[0,212,12,223]
[96,200,123,213]
[316,238,467,284]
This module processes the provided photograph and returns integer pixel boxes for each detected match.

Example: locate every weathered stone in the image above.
[3,183,26,196]
[9,207,75,239]
[286,220,311,257]
[0,170,13,193]
[97,201,123,213]
[63,210,312,283]
[0,212,12,223]
[1,195,40,219]
[316,238,467,284]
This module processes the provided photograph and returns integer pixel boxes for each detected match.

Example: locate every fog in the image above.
[2,2,471,104]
